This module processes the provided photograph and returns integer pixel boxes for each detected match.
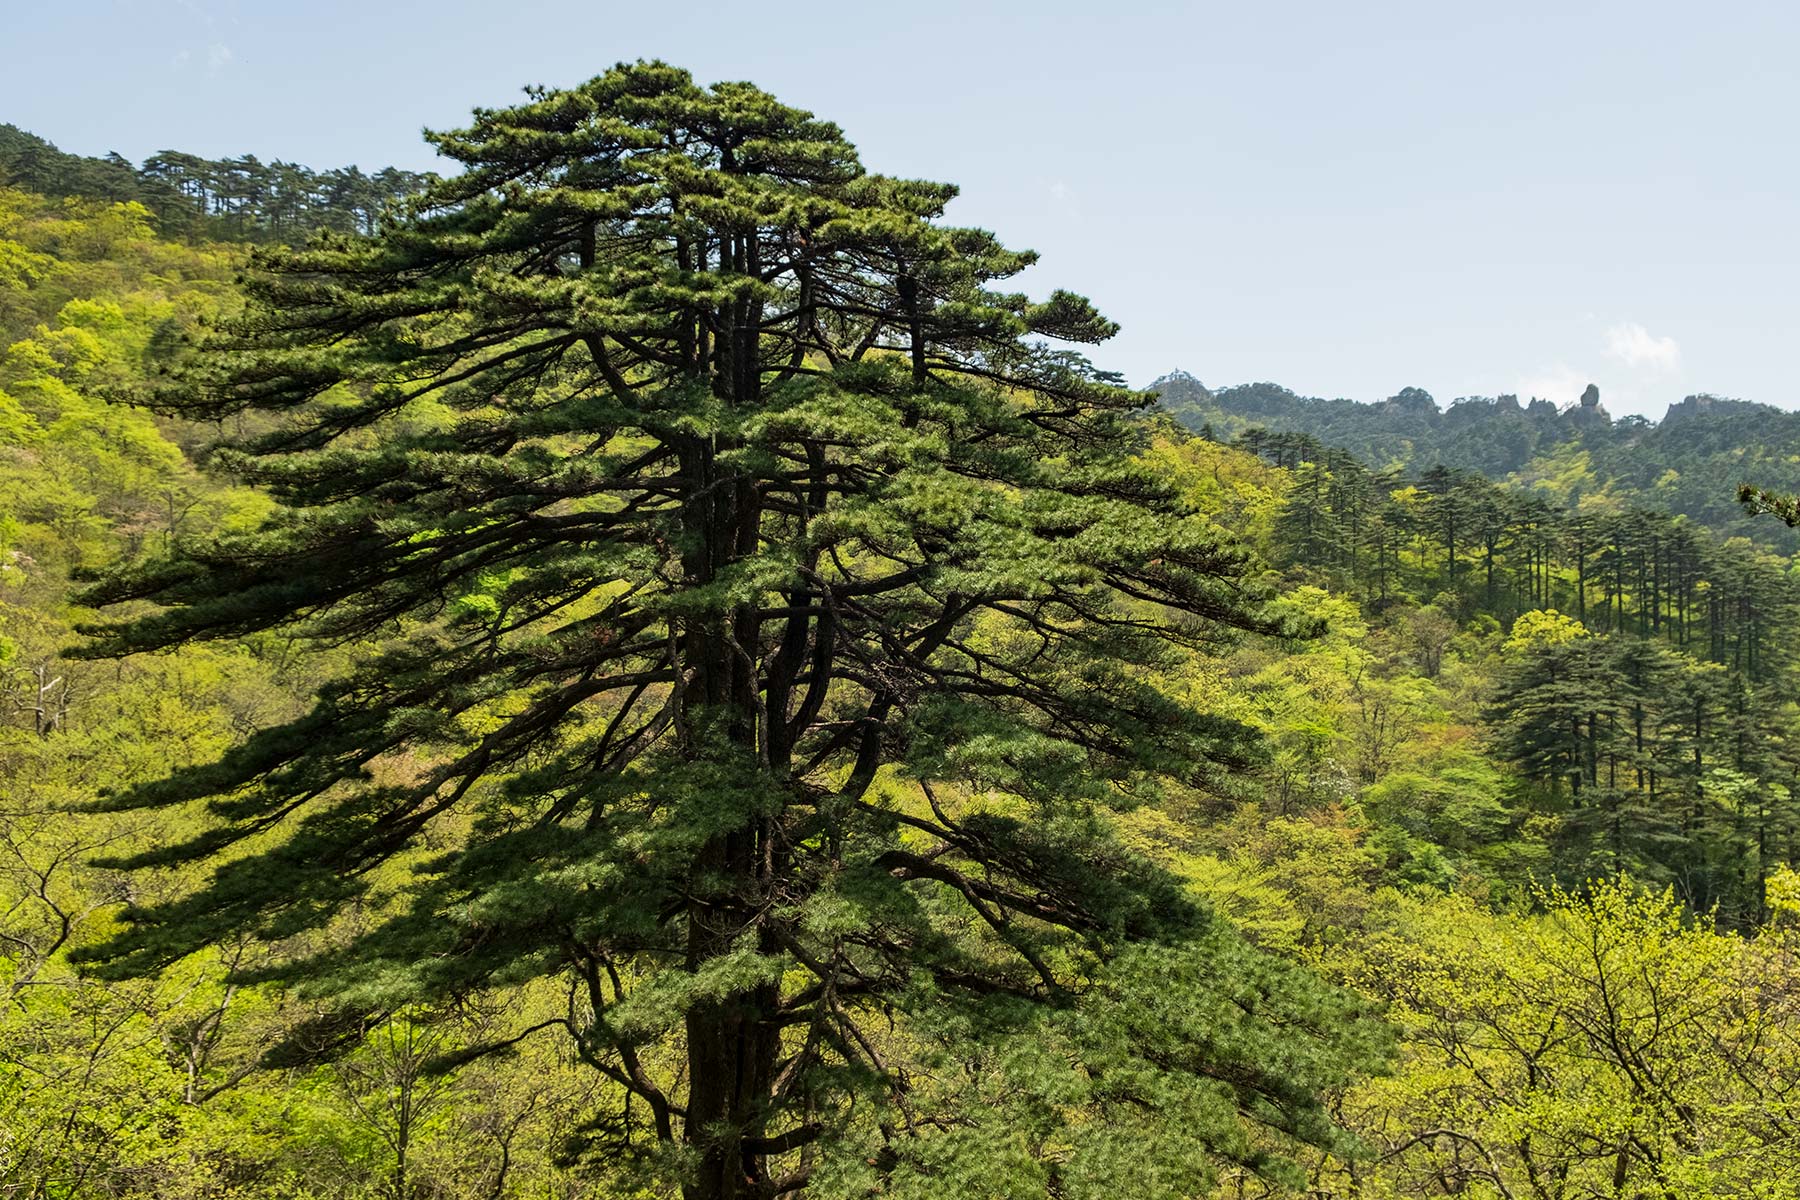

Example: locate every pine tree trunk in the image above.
[678,285,786,1195]
[684,868,781,1200]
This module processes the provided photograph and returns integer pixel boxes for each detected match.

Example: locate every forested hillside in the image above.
[0,124,432,242]
[1153,369,1800,549]
[5,68,1800,1200]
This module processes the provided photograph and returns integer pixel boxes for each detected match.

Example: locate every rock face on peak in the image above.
[1566,383,1609,427]
[1153,369,1207,390]
[1384,387,1439,417]
[1660,393,1778,425]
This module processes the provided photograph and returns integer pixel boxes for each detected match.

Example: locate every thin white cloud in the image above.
[164,1,233,74]
[1604,322,1681,373]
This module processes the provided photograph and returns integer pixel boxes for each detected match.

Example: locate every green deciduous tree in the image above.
[1330,881,1800,1200]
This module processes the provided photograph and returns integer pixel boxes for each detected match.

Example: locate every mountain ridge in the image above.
[1147,368,1781,430]
[1147,369,1800,549]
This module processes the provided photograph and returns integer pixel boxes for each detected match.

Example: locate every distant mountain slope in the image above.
[1149,370,1800,548]
[0,124,431,241]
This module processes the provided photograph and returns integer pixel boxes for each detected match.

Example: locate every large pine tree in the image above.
[73,63,1375,1199]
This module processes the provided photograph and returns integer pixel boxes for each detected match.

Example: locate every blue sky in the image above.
[6,1,1796,418]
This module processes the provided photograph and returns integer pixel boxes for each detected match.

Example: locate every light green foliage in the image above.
[1362,751,1511,857]
[1323,881,1800,1199]
[1769,863,1800,922]
[1141,428,1290,551]
[1503,606,1589,652]
[1510,442,1611,507]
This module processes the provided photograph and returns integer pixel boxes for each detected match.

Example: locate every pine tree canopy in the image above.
[1741,482,1800,528]
[68,62,1378,1200]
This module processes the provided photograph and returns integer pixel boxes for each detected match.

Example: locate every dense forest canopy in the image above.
[3,61,1800,1200]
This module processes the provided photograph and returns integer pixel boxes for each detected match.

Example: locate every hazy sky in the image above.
[6,0,1796,418]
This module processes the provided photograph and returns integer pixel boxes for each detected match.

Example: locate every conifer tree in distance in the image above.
[72,63,1377,1199]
